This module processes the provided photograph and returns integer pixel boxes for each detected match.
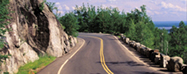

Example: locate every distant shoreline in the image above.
[153,21,187,32]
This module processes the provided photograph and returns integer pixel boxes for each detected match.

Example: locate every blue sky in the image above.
[46,0,187,21]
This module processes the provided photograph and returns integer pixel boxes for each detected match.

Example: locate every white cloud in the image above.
[147,10,154,15]
[107,0,116,3]
[180,0,187,2]
[46,0,186,21]
[55,2,60,5]
[72,7,75,10]
[63,5,70,10]
[161,1,186,12]
[150,1,158,4]
[57,11,64,14]
[101,4,107,9]
[154,11,161,15]
[135,7,141,11]
[55,2,63,10]
[110,5,117,8]
[58,6,62,10]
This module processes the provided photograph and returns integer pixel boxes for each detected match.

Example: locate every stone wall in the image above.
[119,34,186,73]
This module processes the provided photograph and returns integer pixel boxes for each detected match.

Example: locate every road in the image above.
[38,33,174,74]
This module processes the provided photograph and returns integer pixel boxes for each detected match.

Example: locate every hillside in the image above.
[0,0,77,74]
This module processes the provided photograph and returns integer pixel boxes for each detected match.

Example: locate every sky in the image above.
[46,0,187,21]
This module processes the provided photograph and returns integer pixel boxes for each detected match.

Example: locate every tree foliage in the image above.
[59,12,79,37]
[169,21,187,63]
[0,0,10,48]
[45,1,61,19]
[58,3,187,63]
[0,0,10,69]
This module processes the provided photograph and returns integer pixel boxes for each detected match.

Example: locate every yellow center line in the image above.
[90,36,114,74]
[80,36,114,74]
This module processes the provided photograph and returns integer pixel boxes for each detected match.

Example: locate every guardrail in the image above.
[119,34,187,73]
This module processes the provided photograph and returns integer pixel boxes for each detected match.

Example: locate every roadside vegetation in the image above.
[0,0,11,73]
[59,3,187,63]
[17,55,56,74]
[16,1,59,74]
[0,0,10,48]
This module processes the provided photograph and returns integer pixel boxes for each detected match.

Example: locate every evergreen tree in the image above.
[59,12,79,37]
[0,0,10,48]
[169,21,187,63]
[45,1,61,20]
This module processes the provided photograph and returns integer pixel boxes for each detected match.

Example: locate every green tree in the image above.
[45,1,61,20]
[125,19,136,40]
[111,8,122,33]
[135,21,154,48]
[154,28,170,53]
[0,0,11,71]
[0,0,10,48]
[74,3,90,32]
[169,21,187,63]
[59,12,79,37]
[87,5,96,32]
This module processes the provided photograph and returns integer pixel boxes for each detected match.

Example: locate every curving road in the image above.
[38,33,177,74]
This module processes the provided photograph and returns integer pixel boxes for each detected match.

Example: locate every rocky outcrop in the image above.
[167,57,183,72]
[160,54,170,68]
[183,66,187,74]
[0,0,77,74]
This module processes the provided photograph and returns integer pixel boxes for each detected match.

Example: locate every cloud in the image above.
[107,0,116,3]
[101,4,107,9]
[63,5,70,10]
[147,10,154,15]
[58,5,62,10]
[55,2,60,5]
[57,11,64,14]
[46,0,186,21]
[72,7,75,10]
[150,1,158,4]
[154,11,161,15]
[180,0,187,2]
[110,5,117,8]
[161,1,186,12]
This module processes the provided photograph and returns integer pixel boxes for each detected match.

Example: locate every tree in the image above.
[154,28,170,54]
[0,0,10,48]
[59,12,79,37]
[125,19,136,40]
[0,0,11,70]
[169,21,187,63]
[45,1,61,20]
[74,3,90,32]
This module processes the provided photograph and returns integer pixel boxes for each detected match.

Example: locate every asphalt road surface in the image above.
[38,33,180,74]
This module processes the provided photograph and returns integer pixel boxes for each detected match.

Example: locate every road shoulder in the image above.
[37,38,85,74]
[113,35,182,74]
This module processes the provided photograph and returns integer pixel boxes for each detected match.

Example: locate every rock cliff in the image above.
[0,0,77,73]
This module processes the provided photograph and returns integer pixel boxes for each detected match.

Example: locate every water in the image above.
[153,21,187,31]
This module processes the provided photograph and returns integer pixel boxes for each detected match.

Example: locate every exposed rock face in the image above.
[0,0,77,74]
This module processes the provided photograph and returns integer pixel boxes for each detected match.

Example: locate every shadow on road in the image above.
[133,71,163,74]
[97,61,145,66]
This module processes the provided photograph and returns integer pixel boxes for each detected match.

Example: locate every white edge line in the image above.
[113,36,149,66]
[113,36,166,73]
[57,38,85,74]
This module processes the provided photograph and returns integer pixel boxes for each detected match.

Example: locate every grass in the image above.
[117,35,121,38]
[17,55,56,74]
